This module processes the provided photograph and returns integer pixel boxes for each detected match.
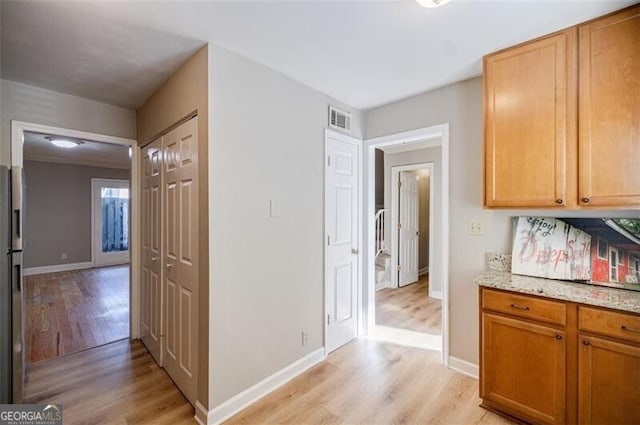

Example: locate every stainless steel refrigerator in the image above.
[1,165,25,404]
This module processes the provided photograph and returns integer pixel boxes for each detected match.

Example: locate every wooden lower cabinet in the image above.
[480,287,640,425]
[481,313,566,424]
[578,335,640,424]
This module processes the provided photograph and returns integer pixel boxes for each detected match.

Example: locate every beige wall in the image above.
[365,76,639,366]
[0,80,136,167]
[136,45,210,409]
[417,169,430,270]
[384,148,441,293]
[23,160,129,268]
[208,45,363,408]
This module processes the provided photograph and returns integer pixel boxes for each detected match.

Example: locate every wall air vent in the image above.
[328,105,351,133]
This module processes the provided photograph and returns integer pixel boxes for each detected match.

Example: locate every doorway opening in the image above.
[10,121,139,402]
[365,124,449,363]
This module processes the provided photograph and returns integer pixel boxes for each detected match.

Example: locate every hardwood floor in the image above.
[23,271,512,425]
[24,339,195,425]
[225,274,513,424]
[25,265,130,364]
[376,274,441,334]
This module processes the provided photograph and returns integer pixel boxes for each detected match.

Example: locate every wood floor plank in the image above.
[25,339,196,425]
[25,265,130,364]
[223,275,513,425]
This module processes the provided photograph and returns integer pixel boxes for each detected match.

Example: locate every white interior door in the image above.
[398,171,419,287]
[162,117,198,405]
[325,131,359,354]
[92,178,130,267]
[141,138,163,365]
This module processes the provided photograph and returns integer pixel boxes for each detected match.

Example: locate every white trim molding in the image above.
[201,348,326,425]
[364,123,450,365]
[419,267,429,276]
[11,120,141,339]
[23,261,94,276]
[448,356,479,380]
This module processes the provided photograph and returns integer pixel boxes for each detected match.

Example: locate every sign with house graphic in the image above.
[512,217,640,291]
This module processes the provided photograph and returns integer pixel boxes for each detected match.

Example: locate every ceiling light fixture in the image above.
[50,139,80,148]
[416,0,451,8]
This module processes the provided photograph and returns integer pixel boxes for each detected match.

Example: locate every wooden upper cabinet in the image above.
[484,29,577,208]
[578,5,640,206]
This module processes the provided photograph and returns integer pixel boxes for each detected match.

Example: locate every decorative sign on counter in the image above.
[511,217,640,292]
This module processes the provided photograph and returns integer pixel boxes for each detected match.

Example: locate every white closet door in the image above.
[162,117,198,405]
[141,137,163,365]
[398,171,419,287]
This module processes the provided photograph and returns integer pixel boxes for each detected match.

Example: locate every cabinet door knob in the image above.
[555,199,563,204]
[555,334,563,340]
[582,197,590,203]
[583,339,591,346]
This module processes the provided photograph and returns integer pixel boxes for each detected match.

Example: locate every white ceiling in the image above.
[1,0,636,111]
[24,131,130,170]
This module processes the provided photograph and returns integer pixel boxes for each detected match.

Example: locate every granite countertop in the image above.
[475,271,640,314]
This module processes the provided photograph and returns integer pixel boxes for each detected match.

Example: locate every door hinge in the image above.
[397,265,401,272]
[398,180,402,188]
[327,156,331,167]
[327,235,331,246]
[327,314,330,325]
[397,223,401,229]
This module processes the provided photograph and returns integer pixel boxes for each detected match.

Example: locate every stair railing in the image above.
[374,208,388,257]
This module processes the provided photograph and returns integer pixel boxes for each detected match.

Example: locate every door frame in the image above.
[91,178,131,267]
[364,123,450,366]
[324,128,362,355]
[390,163,435,293]
[10,120,141,339]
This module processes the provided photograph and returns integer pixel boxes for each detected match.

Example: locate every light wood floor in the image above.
[376,274,441,334]
[23,271,512,424]
[24,339,195,425]
[25,265,130,364]
[224,275,513,424]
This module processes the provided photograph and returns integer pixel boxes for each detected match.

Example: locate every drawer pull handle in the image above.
[510,303,530,311]
[621,325,640,334]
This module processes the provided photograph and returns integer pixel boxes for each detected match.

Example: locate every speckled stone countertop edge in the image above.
[475,271,640,315]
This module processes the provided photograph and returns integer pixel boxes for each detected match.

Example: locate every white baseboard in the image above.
[448,356,479,379]
[23,261,93,276]
[429,289,443,300]
[419,267,429,276]
[204,348,326,425]
[194,401,208,425]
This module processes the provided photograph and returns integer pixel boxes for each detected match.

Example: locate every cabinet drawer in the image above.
[482,289,566,326]
[579,306,640,344]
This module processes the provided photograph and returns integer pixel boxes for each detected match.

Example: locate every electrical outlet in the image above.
[61,252,68,260]
[301,331,309,346]
[468,222,483,236]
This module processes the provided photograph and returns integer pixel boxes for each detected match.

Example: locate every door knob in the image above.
[166,263,174,269]
[351,248,359,255]
[151,257,158,262]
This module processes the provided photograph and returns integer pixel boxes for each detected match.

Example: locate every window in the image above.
[609,247,619,282]
[101,187,129,253]
[597,238,608,259]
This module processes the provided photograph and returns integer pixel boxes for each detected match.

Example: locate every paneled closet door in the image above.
[141,138,164,365]
[162,117,198,405]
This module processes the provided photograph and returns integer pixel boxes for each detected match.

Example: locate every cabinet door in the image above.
[579,335,640,424]
[578,5,640,206]
[481,313,566,424]
[484,29,576,208]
